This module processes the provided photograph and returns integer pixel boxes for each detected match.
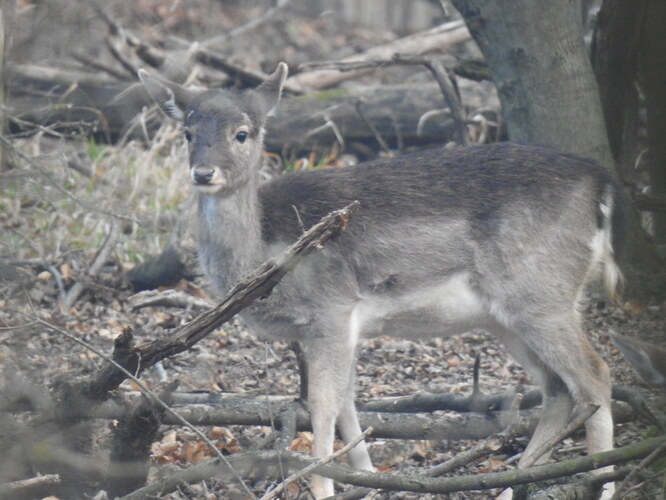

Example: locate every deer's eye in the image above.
[235,131,248,143]
[184,129,192,142]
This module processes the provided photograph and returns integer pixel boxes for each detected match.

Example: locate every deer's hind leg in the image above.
[519,313,613,459]
[496,308,614,497]
[494,329,577,465]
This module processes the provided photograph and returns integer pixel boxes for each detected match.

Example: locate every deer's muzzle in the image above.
[192,166,216,185]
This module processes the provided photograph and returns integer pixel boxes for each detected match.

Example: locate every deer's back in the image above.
[261,142,618,243]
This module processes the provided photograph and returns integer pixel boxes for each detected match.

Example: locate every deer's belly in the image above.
[351,272,490,340]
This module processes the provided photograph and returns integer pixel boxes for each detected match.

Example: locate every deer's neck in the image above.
[197,179,264,295]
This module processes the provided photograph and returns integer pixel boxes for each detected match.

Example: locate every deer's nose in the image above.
[192,167,215,185]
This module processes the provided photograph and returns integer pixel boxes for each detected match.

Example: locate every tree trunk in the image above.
[592,0,666,299]
[591,0,643,183]
[451,0,613,169]
[0,0,7,171]
[637,0,666,244]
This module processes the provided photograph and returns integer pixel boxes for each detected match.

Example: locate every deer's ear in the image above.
[253,62,288,117]
[138,69,191,121]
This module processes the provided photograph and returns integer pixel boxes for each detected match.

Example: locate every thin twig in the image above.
[71,51,130,81]
[128,289,213,311]
[298,59,398,73]
[62,219,119,312]
[610,438,666,500]
[354,99,391,154]
[391,54,468,145]
[203,0,291,48]
[260,427,374,500]
[428,423,523,477]
[519,403,600,468]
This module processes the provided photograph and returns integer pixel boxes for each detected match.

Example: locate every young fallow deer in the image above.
[139,63,626,498]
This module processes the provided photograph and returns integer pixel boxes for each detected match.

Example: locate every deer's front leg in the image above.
[305,335,357,498]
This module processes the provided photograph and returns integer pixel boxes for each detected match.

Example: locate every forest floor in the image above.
[2,1,665,498]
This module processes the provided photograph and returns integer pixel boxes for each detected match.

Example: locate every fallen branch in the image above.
[519,403,600,468]
[358,387,543,413]
[62,219,119,312]
[91,396,636,442]
[101,386,544,414]
[48,201,359,412]
[0,474,61,496]
[610,438,666,500]
[291,20,471,90]
[261,427,374,500]
[118,435,666,499]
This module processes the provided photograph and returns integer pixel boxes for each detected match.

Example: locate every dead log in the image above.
[117,436,665,499]
[6,64,147,143]
[267,80,500,156]
[291,20,471,90]
[6,63,499,151]
[92,397,635,441]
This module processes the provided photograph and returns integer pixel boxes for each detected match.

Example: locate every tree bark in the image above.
[637,0,666,244]
[592,0,666,299]
[451,0,613,169]
[591,0,644,183]
[0,0,7,171]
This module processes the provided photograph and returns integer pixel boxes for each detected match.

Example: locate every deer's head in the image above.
[139,63,288,194]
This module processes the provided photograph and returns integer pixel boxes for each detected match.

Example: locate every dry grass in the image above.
[1,121,190,265]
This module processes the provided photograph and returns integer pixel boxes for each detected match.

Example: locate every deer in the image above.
[139,62,626,499]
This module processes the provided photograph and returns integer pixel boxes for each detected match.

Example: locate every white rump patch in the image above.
[587,190,622,303]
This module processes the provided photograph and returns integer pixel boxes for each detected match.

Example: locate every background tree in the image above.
[451,0,612,168]
[592,0,666,245]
